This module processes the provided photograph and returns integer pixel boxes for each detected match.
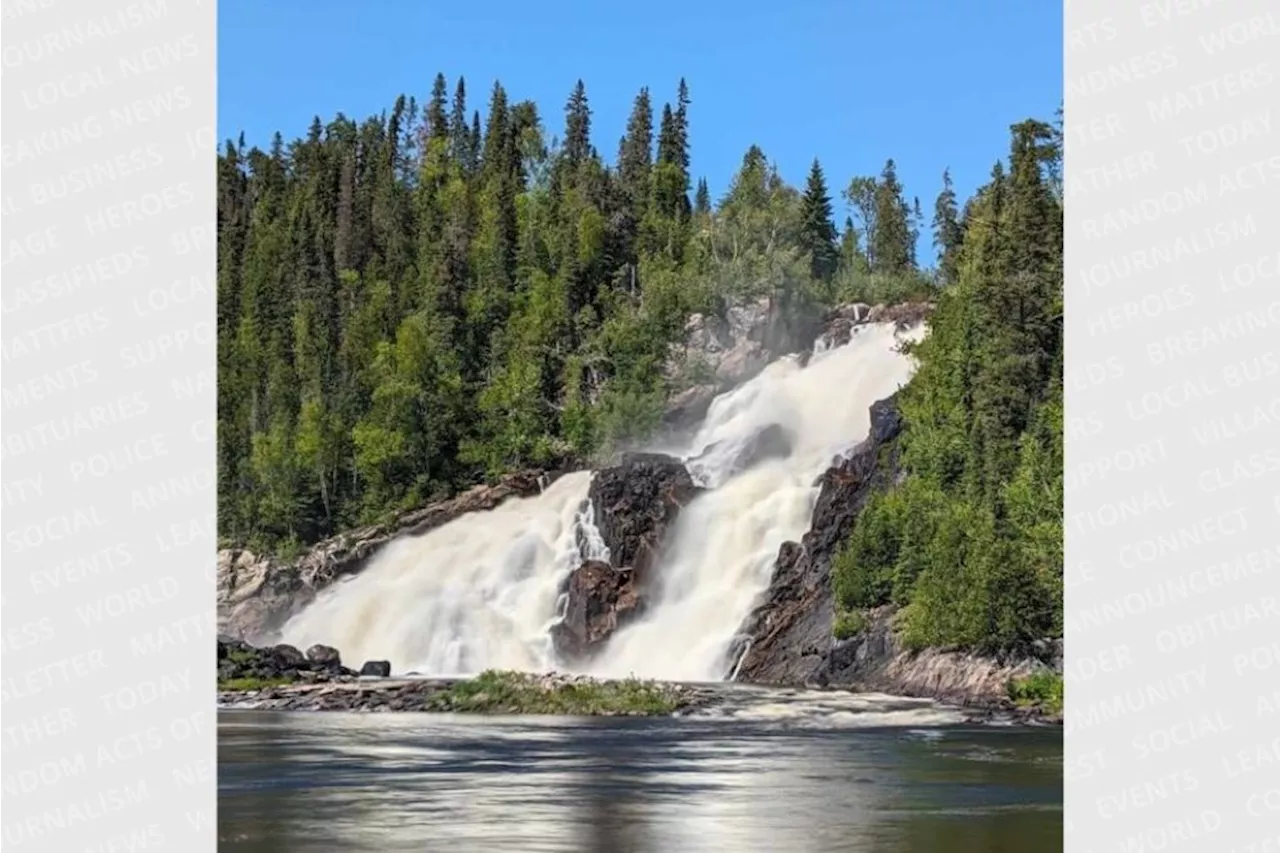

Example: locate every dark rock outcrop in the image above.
[554,453,702,664]
[550,560,641,662]
[588,452,701,581]
[218,468,563,645]
[218,637,356,683]
[732,391,1064,711]
[359,660,392,677]
[732,394,906,685]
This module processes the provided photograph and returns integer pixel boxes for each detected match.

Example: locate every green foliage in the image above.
[218,67,1057,664]
[829,118,1063,656]
[425,670,684,715]
[832,609,867,641]
[1007,671,1064,715]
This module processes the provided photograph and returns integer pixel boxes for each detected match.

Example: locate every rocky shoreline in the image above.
[217,636,716,715]
[218,673,719,716]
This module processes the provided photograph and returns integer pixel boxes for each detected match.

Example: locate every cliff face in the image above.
[733,394,906,685]
[732,388,1063,710]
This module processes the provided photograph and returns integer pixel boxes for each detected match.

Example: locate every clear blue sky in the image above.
[219,0,1061,253]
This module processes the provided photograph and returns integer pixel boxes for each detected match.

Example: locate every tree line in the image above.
[216,69,1053,643]
[216,75,945,554]
[831,115,1064,653]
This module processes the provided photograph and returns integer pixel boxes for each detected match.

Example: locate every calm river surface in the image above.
[218,689,1062,853]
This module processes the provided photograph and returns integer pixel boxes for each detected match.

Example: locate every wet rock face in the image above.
[732,390,1063,710]
[553,454,702,665]
[587,452,701,581]
[550,560,641,663]
[217,469,561,645]
[686,423,795,487]
[732,394,906,686]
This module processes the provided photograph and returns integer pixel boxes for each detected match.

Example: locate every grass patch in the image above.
[218,675,295,691]
[832,609,868,640]
[1007,671,1063,715]
[424,670,684,716]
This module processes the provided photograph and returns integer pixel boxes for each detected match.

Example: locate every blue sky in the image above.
[219,0,1061,251]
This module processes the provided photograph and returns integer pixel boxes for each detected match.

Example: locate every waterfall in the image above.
[278,321,920,680]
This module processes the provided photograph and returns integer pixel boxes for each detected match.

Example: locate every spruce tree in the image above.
[427,73,449,141]
[694,177,711,215]
[799,158,839,282]
[564,80,591,169]
[871,158,912,275]
[448,78,469,163]
[932,168,963,286]
[618,87,653,209]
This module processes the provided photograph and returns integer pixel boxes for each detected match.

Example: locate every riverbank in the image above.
[218,670,715,716]
[216,639,1058,724]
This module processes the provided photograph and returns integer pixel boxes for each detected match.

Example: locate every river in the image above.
[218,688,1062,853]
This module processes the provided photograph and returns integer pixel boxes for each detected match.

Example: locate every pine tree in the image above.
[838,215,866,273]
[799,158,840,282]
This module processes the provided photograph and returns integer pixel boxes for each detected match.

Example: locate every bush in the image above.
[832,609,867,640]
[1007,671,1063,715]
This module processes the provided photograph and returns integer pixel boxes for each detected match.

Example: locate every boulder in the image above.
[271,644,306,667]
[305,644,342,668]
[662,384,719,431]
[359,660,392,677]
[217,637,356,684]
[550,560,641,663]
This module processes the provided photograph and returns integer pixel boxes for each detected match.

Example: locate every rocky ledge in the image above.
[218,468,568,645]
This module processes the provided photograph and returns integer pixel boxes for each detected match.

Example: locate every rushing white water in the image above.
[279,321,920,680]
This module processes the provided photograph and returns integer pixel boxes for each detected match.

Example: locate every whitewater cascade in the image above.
[279,321,921,681]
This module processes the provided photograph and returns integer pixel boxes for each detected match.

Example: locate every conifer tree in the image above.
[871,159,912,274]
[694,177,711,215]
[448,78,469,163]
[618,87,653,209]
[427,73,449,141]
[799,159,839,282]
[932,168,963,286]
[564,80,591,169]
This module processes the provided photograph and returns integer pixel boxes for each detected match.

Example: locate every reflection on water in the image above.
[219,697,1061,853]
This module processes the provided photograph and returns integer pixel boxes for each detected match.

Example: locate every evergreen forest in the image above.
[217,75,1063,653]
